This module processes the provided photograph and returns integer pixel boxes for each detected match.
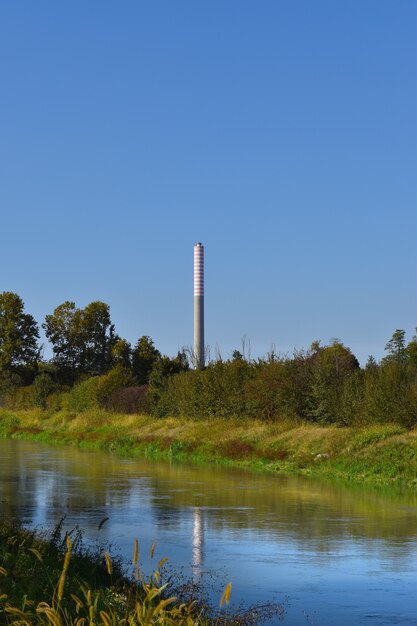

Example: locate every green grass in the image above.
[1,408,417,489]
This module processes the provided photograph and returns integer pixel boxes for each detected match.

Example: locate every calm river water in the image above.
[0,439,416,625]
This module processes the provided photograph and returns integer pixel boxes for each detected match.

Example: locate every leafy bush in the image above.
[339,369,365,426]
[150,359,254,419]
[95,365,136,405]
[32,373,62,409]
[4,385,35,410]
[64,366,136,413]
[102,385,149,414]
[46,390,70,412]
[64,376,101,412]
[148,337,417,429]
[0,371,22,406]
[245,360,297,421]
[363,362,417,428]
[0,412,20,436]
[2,326,417,430]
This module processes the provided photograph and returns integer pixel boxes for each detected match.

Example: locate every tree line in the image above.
[0,292,188,403]
[151,334,417,428]
[0,291,416,428]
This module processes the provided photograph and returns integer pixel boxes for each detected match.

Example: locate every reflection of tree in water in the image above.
[1,439,417,567]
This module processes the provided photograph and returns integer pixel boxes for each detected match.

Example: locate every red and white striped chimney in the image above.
[194,242,204,369]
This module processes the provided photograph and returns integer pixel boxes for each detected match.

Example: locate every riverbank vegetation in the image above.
[0,522,282,625]
[1,292,417,427]
[0,292,417,487]
[0,409,416,488]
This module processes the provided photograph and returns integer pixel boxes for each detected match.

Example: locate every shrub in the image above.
[32,373,61,409]
[363,363,417,428]
[306,341,360,424]
[95,365,135,405]
[64,377,102,412]
[339,369,365,426]
[245,360,296,421]
[64,366,136,413]
[0,371,22,406]
[0,412,20,436]
[149,359,254,419]
[102,385,149,414]
[4,385,35,410]
[46,390,70,413]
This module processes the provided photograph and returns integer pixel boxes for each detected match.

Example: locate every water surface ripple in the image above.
[0,439,416,625]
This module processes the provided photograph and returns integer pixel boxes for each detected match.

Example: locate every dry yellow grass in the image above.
[1,408,417,487]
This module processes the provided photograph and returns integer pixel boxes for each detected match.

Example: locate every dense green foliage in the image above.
[0,292,40,386]
[43,301,118,382]
[150,338,417,428]
[0,291,416,429]
[132,336,161,384]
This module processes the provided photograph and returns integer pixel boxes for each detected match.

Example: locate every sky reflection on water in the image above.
[0,439,416,625]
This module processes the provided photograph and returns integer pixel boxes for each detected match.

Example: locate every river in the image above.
[0,439,416,625]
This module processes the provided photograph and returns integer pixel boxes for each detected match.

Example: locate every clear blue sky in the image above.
[0,1,416,364]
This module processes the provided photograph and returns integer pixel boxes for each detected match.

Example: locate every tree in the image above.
[111,339,132,368]
[383,329,407,364]
[147,350,189,414]
[0,292,40,373]
[307,339,360,423]
[132,336,161,384]
[245,359,290,420]
[80,301,116,374]
[43,302,81,373]
[365,355,379,370]
[43,301,116,379]
[406,329,417,368]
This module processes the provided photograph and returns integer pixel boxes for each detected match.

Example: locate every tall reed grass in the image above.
[0,522,283,626]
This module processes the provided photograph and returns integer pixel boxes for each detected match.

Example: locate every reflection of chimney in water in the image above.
[192,507,204,578]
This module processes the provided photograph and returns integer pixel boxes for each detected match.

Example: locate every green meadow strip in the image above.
[0,408,416,489]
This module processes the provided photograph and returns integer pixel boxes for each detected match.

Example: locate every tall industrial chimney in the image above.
[194,242,204,369]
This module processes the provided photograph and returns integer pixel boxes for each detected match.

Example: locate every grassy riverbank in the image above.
[1,408,416,489]
[0,522,282,625]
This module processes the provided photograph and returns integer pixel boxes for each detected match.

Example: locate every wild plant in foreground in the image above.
[0,533,202,625]
[0,523,285,626]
